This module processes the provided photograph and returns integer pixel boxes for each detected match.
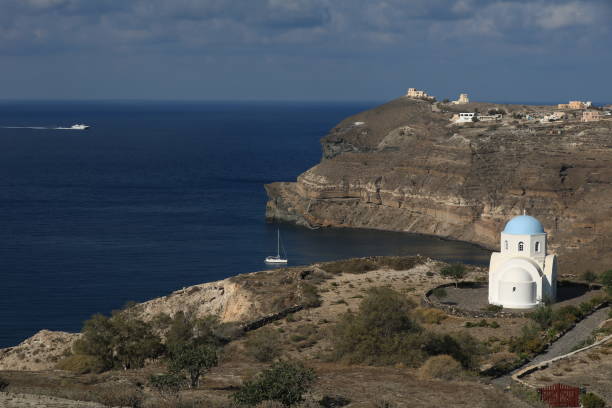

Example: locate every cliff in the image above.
[265,97,612,273]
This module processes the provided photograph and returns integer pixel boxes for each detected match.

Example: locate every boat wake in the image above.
[2,124,90,130]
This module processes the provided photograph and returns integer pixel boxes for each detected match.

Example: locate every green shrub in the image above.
[489,321,500,329]
[581,392,606,408]
[529,305,553,329]
[509,323,545,355]
[331,287,424,365]
[232,361,316,406]
[245,328,281,362]
[422,332,483,369]
[418,355,463,380]
[484,304,503,313]
[55,354,106,374]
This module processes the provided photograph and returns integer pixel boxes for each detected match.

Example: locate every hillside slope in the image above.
[266,97,612,273]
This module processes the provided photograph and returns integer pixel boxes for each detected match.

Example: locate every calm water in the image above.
[0,101,490,347]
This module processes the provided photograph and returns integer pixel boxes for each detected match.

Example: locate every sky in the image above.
[0,0,611,102]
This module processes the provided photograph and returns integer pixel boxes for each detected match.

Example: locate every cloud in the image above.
[0,0,609,56]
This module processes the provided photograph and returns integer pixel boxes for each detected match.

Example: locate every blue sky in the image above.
[0,0,610,102]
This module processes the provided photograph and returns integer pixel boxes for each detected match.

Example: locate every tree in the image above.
[440,264,467,288]
[168,342,218,388]
[582,270,597,290]
[73,309,163,371]
[581,392,606,408]
[232,361,316,407]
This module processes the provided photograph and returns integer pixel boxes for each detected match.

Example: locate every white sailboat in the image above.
[265,229,288,264]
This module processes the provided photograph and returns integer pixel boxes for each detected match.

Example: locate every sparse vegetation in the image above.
[331,287,483,369]
[301,282,322,308]
[55,354,106,374]
[582,270,597,290]
[418,355,463,380]
[149,372,187,402]
[232,360,316,406]
[321,256,425,275]
[413,307,447,324]
[245,327,281,362]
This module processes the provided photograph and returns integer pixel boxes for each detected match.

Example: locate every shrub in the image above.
[245,328,281,362]
[489,321,500,329]
[582,270,597,289]
[56,354,106,374]
[301,283,322,308]
[484,304,503,313]
[581,392,606,408]
[509,323,545,355]
[529,305,553,329]
[418,355,463,380]
[440,264,467,288]
[319,395,350,408]
[601,269,612,298]
[331,287,424,365]
[232,361,316,407]
[149,372,187,401]
[413,308,447,324]
[0,376,8,391]
[90,385,143,408]
[422,332,483,369]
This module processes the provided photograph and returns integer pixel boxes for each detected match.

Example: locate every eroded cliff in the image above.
[266,97,612,273]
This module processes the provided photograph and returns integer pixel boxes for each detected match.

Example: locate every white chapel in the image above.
[488,214,557,309]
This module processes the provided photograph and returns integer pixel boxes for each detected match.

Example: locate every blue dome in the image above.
[503,215,545,235]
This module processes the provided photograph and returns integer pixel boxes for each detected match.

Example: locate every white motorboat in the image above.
[265,229,288,264]
[69,124,90,130]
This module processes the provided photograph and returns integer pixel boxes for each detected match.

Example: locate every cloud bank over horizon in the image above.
[0,0,610,101]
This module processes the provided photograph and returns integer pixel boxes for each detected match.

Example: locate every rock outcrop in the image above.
[0,330,79,371]
[266,97,612,273]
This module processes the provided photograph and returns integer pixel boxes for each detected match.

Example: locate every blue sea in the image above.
[0,101,490,348]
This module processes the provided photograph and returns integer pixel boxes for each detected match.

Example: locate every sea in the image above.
[0,101,491,348]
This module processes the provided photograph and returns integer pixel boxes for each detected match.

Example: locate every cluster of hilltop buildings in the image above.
[406,87,469,104]
[405,87,611,125]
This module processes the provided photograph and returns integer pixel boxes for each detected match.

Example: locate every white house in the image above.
[488,215,557,309]
[452,112,475,123]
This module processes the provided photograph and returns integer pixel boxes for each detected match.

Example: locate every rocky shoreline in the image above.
[265,97,612,273]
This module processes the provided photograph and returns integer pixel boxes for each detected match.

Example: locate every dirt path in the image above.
[493,306,611,387]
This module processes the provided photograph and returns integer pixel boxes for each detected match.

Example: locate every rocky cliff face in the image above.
[266,98,612,273]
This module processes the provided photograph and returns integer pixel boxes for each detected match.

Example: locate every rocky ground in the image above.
[265,97,612,273]
[1,257,606,407]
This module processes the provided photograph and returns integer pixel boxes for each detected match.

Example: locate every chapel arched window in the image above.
[518,242,524,251]
[504,240,508,250]
[535,242,540,252]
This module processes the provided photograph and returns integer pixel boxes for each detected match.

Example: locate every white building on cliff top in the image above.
[488,215,557,309]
